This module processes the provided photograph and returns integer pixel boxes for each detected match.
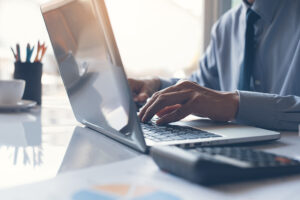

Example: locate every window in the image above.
[0,0,235,81]
[105,0,204,79]
[0,0,54,79]
[232,0,241,8]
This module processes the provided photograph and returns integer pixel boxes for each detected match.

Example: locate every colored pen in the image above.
[39,45,47,62]
[26,43,35,63]
[26,44,30,62]
[16,44,21,62]
[34,40,41,62]
[30,45,35,62]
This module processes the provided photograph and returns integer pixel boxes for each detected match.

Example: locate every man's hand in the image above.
[128,78,161,102]
[139,81,239,125]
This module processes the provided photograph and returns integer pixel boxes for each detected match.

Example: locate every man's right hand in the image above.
[128,78,161,102]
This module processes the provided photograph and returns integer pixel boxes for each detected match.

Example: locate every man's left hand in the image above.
[139,81,239,125]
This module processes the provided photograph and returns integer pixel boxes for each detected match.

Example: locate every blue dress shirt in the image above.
[160,0,300,131]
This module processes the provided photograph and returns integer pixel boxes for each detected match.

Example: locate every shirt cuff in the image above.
[235,91,278,129]
[159,78,180,90]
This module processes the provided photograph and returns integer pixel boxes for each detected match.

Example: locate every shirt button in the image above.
[255,80,261,85]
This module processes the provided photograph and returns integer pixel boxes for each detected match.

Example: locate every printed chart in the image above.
[72,183,181,200]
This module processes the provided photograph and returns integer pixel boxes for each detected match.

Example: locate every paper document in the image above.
[0,156,219,200]
[1,155,300,200]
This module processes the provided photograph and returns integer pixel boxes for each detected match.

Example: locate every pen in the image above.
[34,40,41,62]
[39,45,47,62]
[16,44,21,62]
[26,43,35,63]
[30,45,35,62]
[11,47,17,61]
[26,44,30,62]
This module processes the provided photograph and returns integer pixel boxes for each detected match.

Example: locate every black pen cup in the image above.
[13,62,43,105]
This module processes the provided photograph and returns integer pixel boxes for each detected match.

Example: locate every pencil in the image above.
[34,40,41,62]
[39,46,47,62]
[11,47,17,61]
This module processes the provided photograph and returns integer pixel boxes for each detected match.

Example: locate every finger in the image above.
[156,104,181,117]
[138,85,181,119]
[156,104,191,125]
[133,95,138,102]
[129,80,141,102]
[136,92,148,102]
[128,78,142,94]
[129,79,149,102]
[128,78,137,90]
[140,90,191,122]
[138,92,160,118]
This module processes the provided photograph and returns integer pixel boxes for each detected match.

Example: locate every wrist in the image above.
[222,91,240,121]
[229,91,240,120]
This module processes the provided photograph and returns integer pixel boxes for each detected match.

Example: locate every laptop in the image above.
[41,0,280,153]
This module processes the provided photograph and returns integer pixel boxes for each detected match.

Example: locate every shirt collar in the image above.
[242,0,281,24]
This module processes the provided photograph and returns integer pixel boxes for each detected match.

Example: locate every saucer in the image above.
[0,100,37,111]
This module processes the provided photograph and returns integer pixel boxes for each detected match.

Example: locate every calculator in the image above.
[150,146,300,185]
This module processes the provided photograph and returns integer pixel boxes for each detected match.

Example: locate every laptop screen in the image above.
[42,0,147,152]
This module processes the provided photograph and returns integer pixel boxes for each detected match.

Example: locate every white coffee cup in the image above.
[0,79,25,105]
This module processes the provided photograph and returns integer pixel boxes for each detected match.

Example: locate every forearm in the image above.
[236,91,300,131]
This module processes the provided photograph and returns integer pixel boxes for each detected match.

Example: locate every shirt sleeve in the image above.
[236,91,300,131]
[159,78,180,90]
[187,25,220,90]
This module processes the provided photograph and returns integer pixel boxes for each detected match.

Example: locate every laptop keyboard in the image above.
[141,121,221,142]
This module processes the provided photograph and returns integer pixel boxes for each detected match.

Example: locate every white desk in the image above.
[0,88,299,199]
[0,94,139,189]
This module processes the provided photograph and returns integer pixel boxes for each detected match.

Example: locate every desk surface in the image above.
[0,88,299,195]
[0,93,140,189]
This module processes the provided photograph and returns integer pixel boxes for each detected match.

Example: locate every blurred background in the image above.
[0,0,244,189]
[0,0,241,93]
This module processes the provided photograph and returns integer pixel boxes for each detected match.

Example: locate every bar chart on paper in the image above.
[72,184,182,200]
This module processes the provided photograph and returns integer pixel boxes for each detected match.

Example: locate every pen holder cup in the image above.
[13,62,43,105]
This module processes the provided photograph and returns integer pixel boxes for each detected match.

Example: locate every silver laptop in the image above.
[41,0,280,153]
